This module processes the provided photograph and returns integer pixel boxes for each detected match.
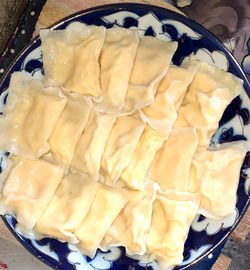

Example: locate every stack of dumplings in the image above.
[0,23,246,269]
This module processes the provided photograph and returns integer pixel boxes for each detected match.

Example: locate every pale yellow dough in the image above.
[174,62,243,152]
[121,37,178,114]
[70,109,116,180]
[0,72,67,160]
[101,113,145,185]
[0,156,64,230]
[150,127,198,192]
[46,91,92,171]
[35,172,100,243]
[141,60,200,136]
[94,27,139,114]
[145,190,199,269]
[40,26,106,100]
[120,125,166,190]
[190,144,246,219]
[75,184,129,258]
[101,180,158,255]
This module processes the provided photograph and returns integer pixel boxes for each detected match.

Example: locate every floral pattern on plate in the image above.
[0,4,249,270]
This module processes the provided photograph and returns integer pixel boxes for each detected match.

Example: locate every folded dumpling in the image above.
[120,125,166,190]
[94,27,139,114]
[141,61,200,136]
[0,72,67,160]
[101,179,157,255]
[121,37,178,115]
[145,190,199,269]
[149,127,198,192]
[174,62,243,152]
[190,143,246,219]
[0,155,64,230]
[70,109,116,180]
[101,113,145,186]
[45,91,92,171]
[40,26,106,100]
[75,184,129,258]
[35,172,100,243]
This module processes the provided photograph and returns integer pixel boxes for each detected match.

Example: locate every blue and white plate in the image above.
[0,3,249,270]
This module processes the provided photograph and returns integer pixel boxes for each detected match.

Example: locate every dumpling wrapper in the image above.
[145,190,199,269]
[190,143,246,219]
[149,127,198,192]
[121,37,178,115]
[40,26,106,100]
[174,62,243,152]
[141,61,200,136]
[35,172,100,243]
[94,27,139,114]
[45,91,92,171]
[0,155,64,230]
[70,109,116,180]
[75,184,129,258]
[101,179,158,255]
[120,125,166,190]
[101,113,145,186]
[0,72,67,160]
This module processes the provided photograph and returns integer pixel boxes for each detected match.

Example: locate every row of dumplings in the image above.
[0,155,198,269]
[40,24,178,115]
[0,25,246,269]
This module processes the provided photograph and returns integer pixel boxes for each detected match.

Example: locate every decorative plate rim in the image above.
[0,3,248,95]
[0,3,249,270]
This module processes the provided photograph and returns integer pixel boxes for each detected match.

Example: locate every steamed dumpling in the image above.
[70,109,116,180]
[75,184,129,258]
[145,190,199,269]
[101,179,157,255]
[94,27,139,114]
[101,112,145,186]
[0,72,67,160]
[141,60,200,136]
[35,172,100,243]
[45,91,92,171]
[149,127,198,192]
[190,143,246,219]
[120,125,166,190]
[174,62,243,152]
[0,155,64,230]
[121,37,178,114]
[40,26,106,100]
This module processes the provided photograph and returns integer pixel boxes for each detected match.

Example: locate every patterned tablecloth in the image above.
[0,1,249,270]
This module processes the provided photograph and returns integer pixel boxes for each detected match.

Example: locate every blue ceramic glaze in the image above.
[0,4,249,270]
